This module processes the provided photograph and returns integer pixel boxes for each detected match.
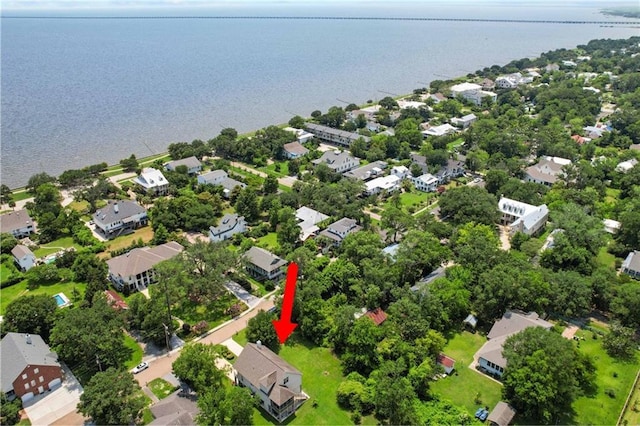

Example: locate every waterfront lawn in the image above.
[252,335,352,425]
[430,331,502,416]
[148,378,179,400]
[124,334,144,370]
[1,279,86,315]
[571,329,640,425]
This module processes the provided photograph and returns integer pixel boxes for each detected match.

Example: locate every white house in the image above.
[422,123,457,138]
[450,113,477,129]
[0,210,35,239]
[282,142,310,159]
[164,156,202,175]
[106,241,184,292]
[365,175,400,196]
[234,342,306,422]
[295,206,329,241]
[390,165,410,180]
[603,219,621,234]
[312,150,360,174]
[305,123,370,147]
[208,213,246,242]
[92,200,148,240]
[283,127,315,144]
[621,251,640,280]
[413,173,439,192]
[133,168,169,196]
[11,245,36,272]
[197,170,246,198]
[244,247,287,282]
[318,218,362,247]
[524,156,571,186]
[498,197,549,236]
[615,158,638,173]
[450,82,497,106]
[476,311,552,378]
[494,73,534,89]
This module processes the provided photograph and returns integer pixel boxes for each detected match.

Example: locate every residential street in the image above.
[134,296,275,386]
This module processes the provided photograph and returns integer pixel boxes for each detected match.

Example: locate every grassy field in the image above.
[33,236,79,257]
[247,335,352,425]
[124,334,144,369]
[172,292,243,325]
[382,191,433,213]
[571,328,640,425]
[257,232,279,251]
[621,372,640,426]
[104,227,155,254]
[148,378,179,400]
[430,331,503,415]
[1,280,86,315]
[596,246,617,268]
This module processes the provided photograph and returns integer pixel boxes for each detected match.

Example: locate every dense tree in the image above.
[172,343,226,392]
[610,282,640,328]
[379,96,399,110]
[2,295,58,342]
[394,230,450,285]
[26,172,56,194]
[439,186,499,226]
[0,233,18,254]
[395,118,423,149]
[262,175,278,195]
[0,393,21,425]
[25,263,60,289]
[0,184,13,205]
[234,188,260,222]
[119,154,139,172]
[220,387,255,425]
[451,222,501,280]
[71,253,108,303]
[380,206,413,243]
[342,317,383,375]
[602,322,637,360]
[78,368,146,425]
[546,269,592,317]
[246,310,281,352]
[288,115,305,128]
[502,327,596,424]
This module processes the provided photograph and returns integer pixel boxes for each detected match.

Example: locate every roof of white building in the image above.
[365,175,400,192]
[450,82,481,92]
[134,168,168,189]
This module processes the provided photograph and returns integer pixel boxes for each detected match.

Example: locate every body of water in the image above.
[1,2,638,188]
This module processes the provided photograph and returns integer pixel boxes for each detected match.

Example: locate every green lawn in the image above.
[621,374,640,426]
[257,232,279,251]
[11,191,33,202]
[148,378,179,400]
[1,280,86,315]
[33,236,79,257]
[383,191,434,214]
[124,334,144,369]
[249,335,352,425]
[446,138,465,151]
[172,292,243,326]
[232,329,248,346]
[571,328,640,425]
[596,246,617,268]
[68,200,90,213]
[431,331,503,415]
[261,162,290,177]
[103,227,155,254]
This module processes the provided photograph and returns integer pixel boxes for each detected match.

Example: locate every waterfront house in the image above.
[312,150,360,174]
[0,209,35,238]
[133,168,169,196]
[197,170,246,198]
[11,245,36,272]
[92,200,148,240]
[1,333,63,402]
[282,141,310,159]
[234,342,305,422]
[106,241,184,292]
[318,217,362,248]
[498,197,549,236]
[164,156,202,175]
[524,156,571,186]
[244,246,287,282]
[621,251,640,280]
[209,213,246,242]
[305,123,370,148]
[449,82,497,106]
[284,127,315,145]
[476,311,552,378]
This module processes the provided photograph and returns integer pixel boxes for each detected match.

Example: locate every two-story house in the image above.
[11,245,36,271]
[449,82,497,106]
[234,342,306,422]
[498,197,549,236]
[106,241,184,292]
[305,123,370,148]
[450,113,477,129]
[295,206,329,241]
[621,251,640,280]
[1,333,63,402]
[0,209,35,238]
[412,173,439,192]
[133,168,169,196]
[312,150,360,174]
[92,200,148,239]
[164,156,202,175]
[524,156,571,186]
[318,217,362,248]
[244,246,287,282]
[209,213,247,242]
[197,170,246,198]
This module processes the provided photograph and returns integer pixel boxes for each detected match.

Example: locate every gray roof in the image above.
[93,200,146,225]
[0,209,34,234]
[234,343,301,405]
[476,336,508,369]
[487,401,517,426]
[305,123,371,143]
[198,169,228,183]
[11,244,34,259]
[487,310,552,340]
[312,150,360,171]
[319,218,361,243]
[165,156,202,170]
[209,213,244,237]
[512,204,549,233]
[344,161,388,180]
[220,177,246,192]
[107,241,184,278]
[244,246,287,273]
[1,333,60,393]
[283,141,309,156]
[149,391,199,425]
[622,250,640,273]
[525,158,566,184]
[295,206,328,225]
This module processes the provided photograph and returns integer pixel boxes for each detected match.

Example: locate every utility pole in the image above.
[162,323,171,354]
[95,354,102,372]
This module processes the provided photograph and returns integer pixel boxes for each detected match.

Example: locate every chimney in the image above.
[25,334,32,344]
[256,340,262,349]
[113,202,119,214]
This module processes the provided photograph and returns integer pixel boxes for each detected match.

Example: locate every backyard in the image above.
[430,331,503,416]
[0,279,86,315]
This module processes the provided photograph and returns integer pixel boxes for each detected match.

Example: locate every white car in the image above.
[132,362,149,374]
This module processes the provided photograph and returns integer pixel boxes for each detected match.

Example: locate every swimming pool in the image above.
[53,293,70,308]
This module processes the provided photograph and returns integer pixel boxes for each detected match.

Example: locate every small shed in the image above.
[436,353,456,375]
[364,308,388,326]
[487,401,516,426]
[464,314,478,329]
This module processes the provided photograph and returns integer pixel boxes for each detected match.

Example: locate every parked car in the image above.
[132,362,149,374]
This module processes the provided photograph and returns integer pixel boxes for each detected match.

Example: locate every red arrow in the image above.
[272,262,299,344]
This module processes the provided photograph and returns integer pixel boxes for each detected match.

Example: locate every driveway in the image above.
[221,338,244,357]
[23,363,83,425]
[225,281,261,308]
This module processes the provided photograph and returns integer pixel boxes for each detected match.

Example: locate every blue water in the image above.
[1,2,638,188]
[53,293,66,307]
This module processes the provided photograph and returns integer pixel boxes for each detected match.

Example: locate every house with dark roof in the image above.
[107,241,184,292]
[133,167,169,195]
[1,333,63,402]
[343,161,387,181]
[11,244,36,271]
[621,250,640,280]
[305,123,370,147]
[0,209,35,238]
[318,218,362,249]
[149,391,199,425]
[475,311,552,378]
[164,156,202,175]
[208,213,246,242]
[234,342,306,422]
[244,246,287,282]
[282,141,310,159]
[312,150,360,174]
[498,197,549,236]
[437,353,456,375]
[92,200,148,240]
[487,401,517,426]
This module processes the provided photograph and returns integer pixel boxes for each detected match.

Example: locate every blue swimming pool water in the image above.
[53,294,66,307]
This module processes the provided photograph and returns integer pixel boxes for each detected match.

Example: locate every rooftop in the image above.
[107,241,184,278]
[92,200,146,225]
[0,209,34,234]
[283,141,310,156]
[165,156,202,170]
[209,213,245,237]
[11,244,34,259]
[487,310,552,340]
[244,246,287,273]
[364,308,387,325]
[134,168,168,188]
[487,401,517,426]
[1,333,60,393]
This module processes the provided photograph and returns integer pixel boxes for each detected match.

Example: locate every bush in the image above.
[264,281,275,291]
[605,389,616,398]
[192,320,209,335]
[182,323,191,334]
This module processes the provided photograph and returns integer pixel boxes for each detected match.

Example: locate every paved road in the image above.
[134,296,274,386]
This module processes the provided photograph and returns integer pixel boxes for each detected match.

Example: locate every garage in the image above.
[21,392,34,403]
[48,378,62,390]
